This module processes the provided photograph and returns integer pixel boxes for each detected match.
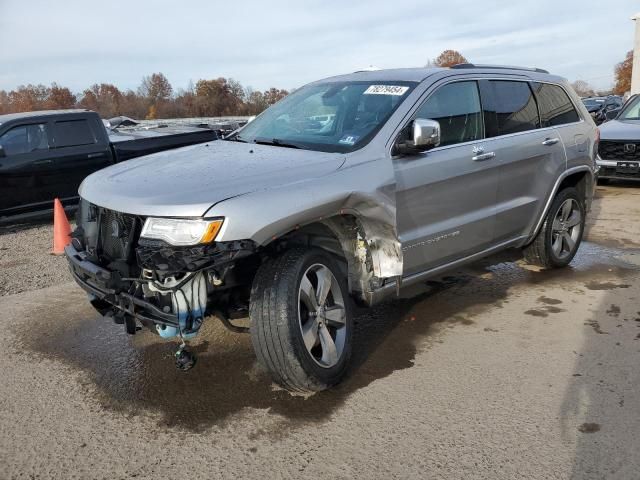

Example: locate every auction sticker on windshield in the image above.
[338,134,360,145]
[364,85,409,96]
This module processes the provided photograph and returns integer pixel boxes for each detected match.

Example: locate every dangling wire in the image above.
[175,286,195,336]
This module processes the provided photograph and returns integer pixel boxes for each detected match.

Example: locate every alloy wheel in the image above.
[297,263,347,368]
[551,198,582,260]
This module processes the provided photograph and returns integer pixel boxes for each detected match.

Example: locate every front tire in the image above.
[250,248,353,393]
[523,187,585,269]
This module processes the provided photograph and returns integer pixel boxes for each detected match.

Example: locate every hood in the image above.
[80,140,346,217]
[598,119,640,142]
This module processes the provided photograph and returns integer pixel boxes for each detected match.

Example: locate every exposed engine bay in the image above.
[68,202,259,355]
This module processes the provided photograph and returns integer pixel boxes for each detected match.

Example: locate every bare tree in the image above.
[263,87,288,106]
[244,87,267,115]
[138,73,174,118]
[571,80,595,98]
[0,90,9,114]
[139,73,173,102]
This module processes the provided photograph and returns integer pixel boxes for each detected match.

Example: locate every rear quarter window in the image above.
[53,119,96,148]
[531,83,580,127]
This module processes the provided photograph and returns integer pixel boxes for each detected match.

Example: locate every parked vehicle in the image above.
[597,94,640,182]
[582,96,623,124]
[66,65,597,392]
[0,110,218,220]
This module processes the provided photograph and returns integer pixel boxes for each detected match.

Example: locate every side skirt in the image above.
[366,235,528,305]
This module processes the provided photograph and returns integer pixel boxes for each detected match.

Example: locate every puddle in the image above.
[606,304,621,317]
[585,281,631,291]
[525,309,550,318]
[16,276,498,433]
[578,422,601,434]
[538,296,563,305]
[585,319,608,335]
[525,304,566,317]
[13,241,640,434]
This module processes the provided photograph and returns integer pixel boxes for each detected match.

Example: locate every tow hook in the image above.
[107,310,139,335]
[175,341,196,371]
[108,311,139,335]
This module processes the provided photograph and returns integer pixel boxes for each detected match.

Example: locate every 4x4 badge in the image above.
[624,143,636,153]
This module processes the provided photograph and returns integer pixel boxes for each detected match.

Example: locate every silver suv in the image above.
[66,64,598,392]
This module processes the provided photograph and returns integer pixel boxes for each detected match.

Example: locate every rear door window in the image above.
[531,83,580,127]
[414,81,483,147]
[482,81,539,137]
[53,119,96,148]
[0,123,49,155]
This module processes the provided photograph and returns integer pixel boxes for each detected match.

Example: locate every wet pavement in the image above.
[1,183,640,479]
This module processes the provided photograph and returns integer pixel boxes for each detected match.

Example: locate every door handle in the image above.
[87,152,106,159]
[33,159,53,165]
[472,152,496,161]
[542,138,560,146]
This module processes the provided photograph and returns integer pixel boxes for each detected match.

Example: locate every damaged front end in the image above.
[66,201,257,344]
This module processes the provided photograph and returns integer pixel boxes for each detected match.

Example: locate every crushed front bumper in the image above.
[65,244,180,328]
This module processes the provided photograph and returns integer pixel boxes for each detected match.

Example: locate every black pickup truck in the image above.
[0,109,218,220]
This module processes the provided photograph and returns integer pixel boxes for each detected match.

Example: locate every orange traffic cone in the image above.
[52,198,72,255]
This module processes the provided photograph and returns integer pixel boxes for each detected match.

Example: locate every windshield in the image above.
[234,81,416,153]
[617,95,640,120]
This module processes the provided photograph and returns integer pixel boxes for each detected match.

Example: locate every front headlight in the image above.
[140,218,224,246]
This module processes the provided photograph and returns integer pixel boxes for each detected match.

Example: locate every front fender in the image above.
[207,157,403,279]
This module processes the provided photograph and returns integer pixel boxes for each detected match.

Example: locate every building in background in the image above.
[632,12,640,95]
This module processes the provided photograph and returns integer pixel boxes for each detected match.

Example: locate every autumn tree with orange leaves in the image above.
[139,73,173,118]
[0,73,290,119]
[78,84,123,118]
[613,50,633,95]
[431,50,469,68]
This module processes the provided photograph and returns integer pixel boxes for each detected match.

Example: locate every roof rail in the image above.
[450,63,549,74]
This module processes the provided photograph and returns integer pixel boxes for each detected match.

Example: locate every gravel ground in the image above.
[0,221,71,296]
[0,184,639,479]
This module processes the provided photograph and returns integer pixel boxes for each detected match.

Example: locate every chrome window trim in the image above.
[386,75,584,157]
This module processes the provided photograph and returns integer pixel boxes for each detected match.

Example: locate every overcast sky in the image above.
[0,0,636,94]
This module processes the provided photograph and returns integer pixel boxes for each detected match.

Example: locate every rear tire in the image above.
[249,248,353,393]
[523,187,585,269]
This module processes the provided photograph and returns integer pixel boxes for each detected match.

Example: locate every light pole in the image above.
[632,12,640,94]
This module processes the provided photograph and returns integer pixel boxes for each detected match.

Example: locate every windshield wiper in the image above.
[253,137,302,149]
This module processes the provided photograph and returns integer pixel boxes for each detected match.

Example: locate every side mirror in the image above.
[395,118,441,154]
[605,108,620,121]
[0,145,5,158]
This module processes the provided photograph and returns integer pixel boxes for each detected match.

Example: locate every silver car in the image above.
[66,64,598,392]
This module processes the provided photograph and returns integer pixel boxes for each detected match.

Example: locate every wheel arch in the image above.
[266,213,402,304]
[528,166,594,242]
